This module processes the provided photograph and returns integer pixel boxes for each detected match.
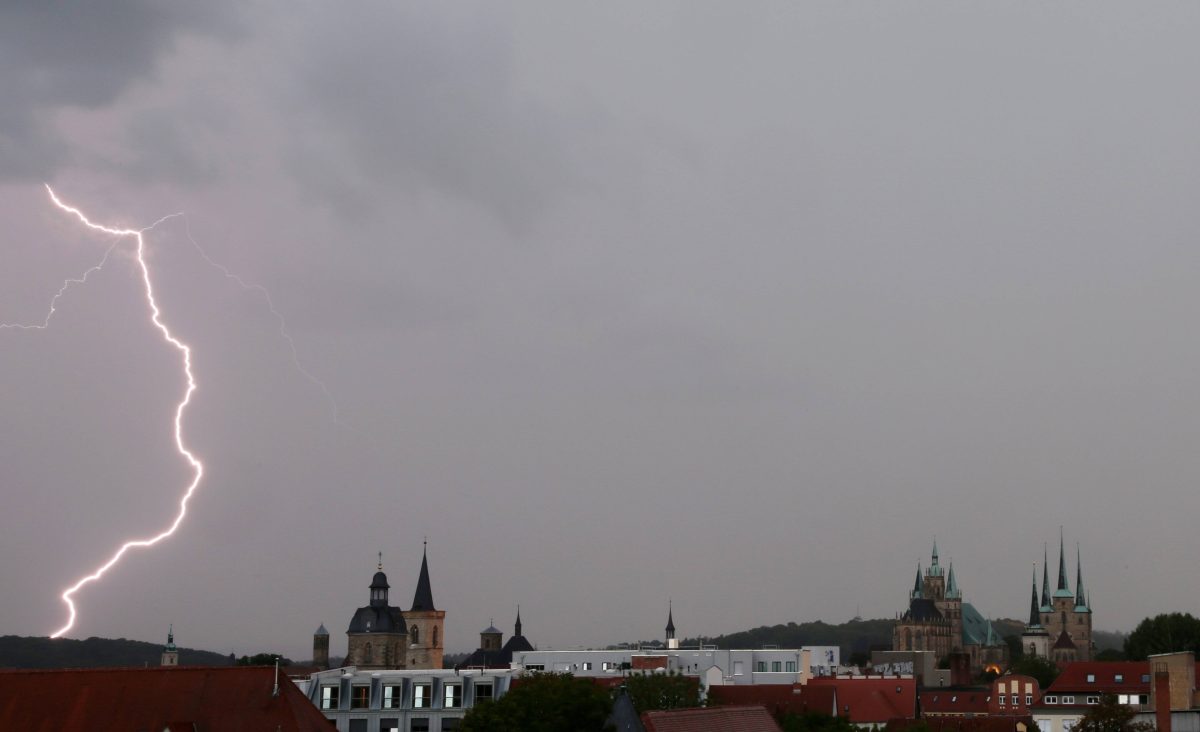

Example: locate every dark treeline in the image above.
[0,635,232,669]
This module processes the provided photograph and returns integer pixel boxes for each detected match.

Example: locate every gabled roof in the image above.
[1052,630,1076,650]
[905,598,943,622]
[641,705,782,732]
[0,667,335,732]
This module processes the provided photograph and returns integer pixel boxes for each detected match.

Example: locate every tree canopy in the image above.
[1008,656,1060,689]
[1074,693,1154,732]
[623,671,700,712]
[1124,613,1200,660]
[460,672,612,732]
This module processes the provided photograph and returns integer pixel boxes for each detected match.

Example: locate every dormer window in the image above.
[1086,674,1095,683]
[1114,674,1124,683]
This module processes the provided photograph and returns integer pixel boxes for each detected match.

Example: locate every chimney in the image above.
[949,652,971,687]
[1155,663,1171,732]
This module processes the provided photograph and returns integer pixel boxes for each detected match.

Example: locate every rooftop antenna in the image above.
[272,656,280,697]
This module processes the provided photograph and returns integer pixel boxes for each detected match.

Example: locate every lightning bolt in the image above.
[3,186,203,639]
[178,218,344,428]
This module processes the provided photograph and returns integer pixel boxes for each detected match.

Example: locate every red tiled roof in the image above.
[0,666,335,732]
[1046,662,1150,695]
[809,677,918,723]
[642,705,782,732]
[709,683,836,718]
[889,715,1035,732]
[920,689,990,716]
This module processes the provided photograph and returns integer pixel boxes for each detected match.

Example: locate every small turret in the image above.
[665,601,678,650]
[313,623,329,669]
[161,625,179,667]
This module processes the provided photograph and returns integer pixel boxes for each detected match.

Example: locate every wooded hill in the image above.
[0,635,233,669]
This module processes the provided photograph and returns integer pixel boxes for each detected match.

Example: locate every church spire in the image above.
[1075,543,1087,609]
[411,540,436,611]
[514,605,523,638]
[1055,527,1072,597]
[1041,543,1051,609]
[947,560,961,599]
[1028,565,1042,627]
[912,562,923,599]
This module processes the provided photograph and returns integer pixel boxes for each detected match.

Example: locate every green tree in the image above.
[624,671,700,712]
[1008,656,1060,689]
[1074,693,1154,732]
[235,652,292,666]
[1124,613,1200,660]
[460,672,613,732]
[1096,648,1127,662]
[779,711,858,732]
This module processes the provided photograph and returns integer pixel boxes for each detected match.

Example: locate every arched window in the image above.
[411,625,419,644]
[432,626,439,647]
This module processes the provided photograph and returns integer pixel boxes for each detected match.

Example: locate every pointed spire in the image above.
[514,605,523,638]
[1075,543,1087,608]
[1028,565,1042,627]
[411,541,435,611]
[166,624,175,650]
[931,537,939,567]
[1041,543,1051,609]
[377,551,383,571]
[947,560,961,598]
[1055,527,1072,597]
[666,599,676,636]
[912,562,923,598]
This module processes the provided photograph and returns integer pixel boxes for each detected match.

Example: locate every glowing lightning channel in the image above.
[0,241,119,331]
[179,218,344,427]
[34,185,202,640]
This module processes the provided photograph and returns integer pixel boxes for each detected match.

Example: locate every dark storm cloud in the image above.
[0,1,240,179]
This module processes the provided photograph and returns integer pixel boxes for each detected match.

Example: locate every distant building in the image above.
[303,666,517,732]
[313,623,330,670]
[337,544,445,671]
[1028,660,1154,732]
[458,608,534,670]
[0,667,334,731]
[1031,532,1093,663]
[892,540,1007,672]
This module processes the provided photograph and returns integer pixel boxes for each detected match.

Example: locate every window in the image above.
[444,683,463,708]
[1118,695,1129,705]
[1141,674,1151,683]
[756,661,767,672]
[1063,695,1075,704]
[320,685,339,710]
[1086,674,1095,683]
[786,661,797,673]
[1026,695,1033,705]
[581,662,592,670]
[411,719,430,732]
[526,664,544,671]
[1087,696,1099,705]
[383,684,402,709]
[999,696,1005,706]
[411,625,420,644]
[441,720,461,731]
[1138,695,1149,705]
[474,683,493,702]
[349,721,368,732]
[381,720,400,732]
[350,685,370,709]
[1046,696,1058,705]
[772,661,782,672]
[733,661,744,676]
[413,683,431,709]
[1114,674,1124,683]
[1012,695,1018,706]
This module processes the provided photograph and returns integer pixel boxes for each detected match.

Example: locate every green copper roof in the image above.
[946,561,961,599]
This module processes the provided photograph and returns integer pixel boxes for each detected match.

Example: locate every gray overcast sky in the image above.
[2,2,1199,660]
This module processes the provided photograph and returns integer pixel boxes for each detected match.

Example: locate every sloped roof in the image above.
[888,716,1035,732]
[641,705,782,732]
[920,689,990,716]
[961,604,994,646]
[0,666,335,732]
[347,604,406,634]
[709,684,837,718]
[905,598,943,622]
[411,549,435,611]
[1046,661,1151,694]
[809,676,918,723]
[501,633,534,654]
